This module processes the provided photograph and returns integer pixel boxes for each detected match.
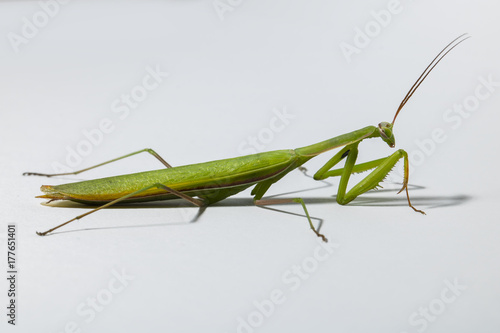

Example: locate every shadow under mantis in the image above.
[39,180,471,237]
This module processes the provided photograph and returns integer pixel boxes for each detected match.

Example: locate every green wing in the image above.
[39,150,300,204]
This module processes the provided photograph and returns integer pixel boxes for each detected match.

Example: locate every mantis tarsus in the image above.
[25,34,469,240]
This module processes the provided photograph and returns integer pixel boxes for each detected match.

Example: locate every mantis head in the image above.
[378,122,395,148]
[383,33,469,148]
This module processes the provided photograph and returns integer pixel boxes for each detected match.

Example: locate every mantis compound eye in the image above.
[378,122,395,148]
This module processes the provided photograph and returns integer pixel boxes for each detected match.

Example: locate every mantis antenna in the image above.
[392,33,470,126]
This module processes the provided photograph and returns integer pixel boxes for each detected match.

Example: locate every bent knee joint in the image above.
[336,196,351,205]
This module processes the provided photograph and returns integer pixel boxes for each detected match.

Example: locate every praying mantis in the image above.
[25,34,469,240]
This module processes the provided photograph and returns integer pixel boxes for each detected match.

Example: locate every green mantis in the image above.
[25,34,469,240]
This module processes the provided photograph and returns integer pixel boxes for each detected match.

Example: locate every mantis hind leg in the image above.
[23,148,172,177]
[36,183,205,236]
[314,146,425,214]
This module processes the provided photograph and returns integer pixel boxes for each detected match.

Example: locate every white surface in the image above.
[1,1,500,332]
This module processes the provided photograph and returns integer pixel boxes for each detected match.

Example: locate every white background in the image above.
[1,1,499,332]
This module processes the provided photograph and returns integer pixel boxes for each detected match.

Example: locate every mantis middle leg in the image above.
[252,171,328,242]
